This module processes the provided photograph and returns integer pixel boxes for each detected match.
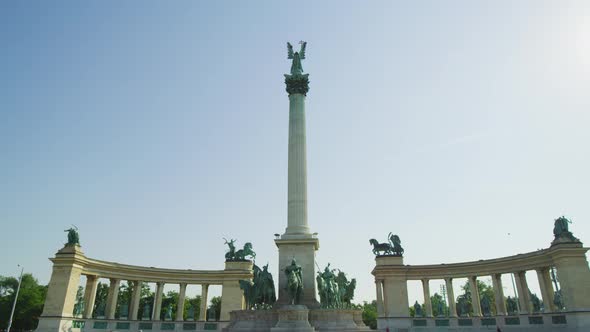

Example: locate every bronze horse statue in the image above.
[369,238,393,255]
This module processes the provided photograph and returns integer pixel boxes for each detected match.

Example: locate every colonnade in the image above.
[82,276,212,321]
[375,267,557,319]
[373,242,590,329]
[37,245,253,332]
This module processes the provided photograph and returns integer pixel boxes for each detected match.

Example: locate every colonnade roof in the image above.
[50,245,253,285]
[372,243,588,280]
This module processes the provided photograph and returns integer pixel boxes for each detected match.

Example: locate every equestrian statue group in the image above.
[316,263,357,309]
[240,264,277,309]
[369,232,404,256]
[224,238,256,261]
[227,235,358,310]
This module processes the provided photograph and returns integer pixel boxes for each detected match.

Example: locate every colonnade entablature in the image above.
[38,244,253,332]
[374,242,585,280]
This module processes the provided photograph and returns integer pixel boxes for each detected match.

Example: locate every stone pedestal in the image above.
[270,305,315,332]
[374,256,409,319]
[220,261,254,321]
[309,309,370,331]
[550,243,590,312]
[353,310,369,329]
[36,245,86,332]
[36,317,75,332]
[224,310,278,331]
[275,238,320,308]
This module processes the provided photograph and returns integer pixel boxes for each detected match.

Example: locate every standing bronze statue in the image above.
[481,295,491,316]
[255,264,276,306]
[413,301,423,317]
[285,41,310,95]
[65,226,80,246]
[287,42,306,76]
[142,303,150,320]
[552,216,579,243]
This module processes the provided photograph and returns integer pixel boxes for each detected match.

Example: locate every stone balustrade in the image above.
[37,245,253,332]
[373,242,590,331]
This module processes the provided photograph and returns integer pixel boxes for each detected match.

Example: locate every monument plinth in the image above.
[270,305,315,332]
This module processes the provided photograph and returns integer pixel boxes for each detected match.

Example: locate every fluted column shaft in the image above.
[492,274,507,315]
[199,284,209,321]
[83,275,99,319]
[422,279,432,317]
[445,278,457,317]
[105,278,120,320]
[176,283,187,322]
[129,281,142,320]
[284,93,310,237]
[514,271,531,314]
[468,276,482,316]
[153,282,164,321]
[536,268,555,312]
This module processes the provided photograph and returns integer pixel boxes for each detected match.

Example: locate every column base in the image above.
[275,238,320,309]
[270,305,315,332]
[36,316,74,332]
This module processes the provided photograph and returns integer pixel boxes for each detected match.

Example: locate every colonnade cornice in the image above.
[82,259,252,284]
[51,248,253,284]
[372,244,588,280]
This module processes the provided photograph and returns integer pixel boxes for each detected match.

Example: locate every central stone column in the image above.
[285,92,310,237]
[275,47,320,308]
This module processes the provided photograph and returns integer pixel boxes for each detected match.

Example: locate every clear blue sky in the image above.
[1,1,589,304]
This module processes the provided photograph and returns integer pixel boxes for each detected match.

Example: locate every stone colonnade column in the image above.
[375,280,384,317]
[514,271,531,314]
[199,284,209,321]
[129,281,142,320]
[105,278,121,319]
[83,275,99,319]
[468,276,482,316]
[536,268,555,312]
[491,274,507,315]
[176,283,187,322]
[153,282,164,320]
[536,268,553,312]
[444,278,457,317]
[422,279,432,317]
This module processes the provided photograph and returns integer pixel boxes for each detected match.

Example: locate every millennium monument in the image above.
[34,44,590,332]
[223,42,368,331]
[275,41,320,308]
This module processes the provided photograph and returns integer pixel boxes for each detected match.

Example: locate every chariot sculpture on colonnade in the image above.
[369,232,404,256]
